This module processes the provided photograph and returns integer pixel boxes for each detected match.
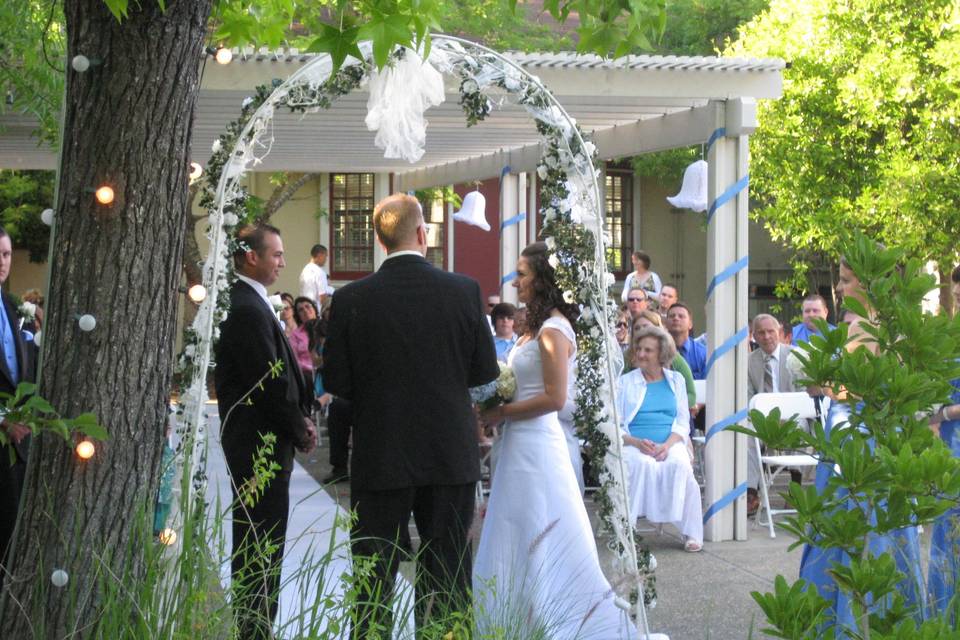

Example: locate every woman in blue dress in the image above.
[798,258,926,634]
[927,378,960,619]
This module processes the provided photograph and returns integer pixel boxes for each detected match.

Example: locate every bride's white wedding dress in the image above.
[473,316,637,639]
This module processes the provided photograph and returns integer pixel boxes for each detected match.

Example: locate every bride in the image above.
[475,241,636,639]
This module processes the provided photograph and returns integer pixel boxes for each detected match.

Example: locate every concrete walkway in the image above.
[300,428,807,640]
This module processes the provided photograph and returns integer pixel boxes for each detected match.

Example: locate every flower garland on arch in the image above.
[442,40,657,608]
[174,61,369,493]
[174,36,656,614]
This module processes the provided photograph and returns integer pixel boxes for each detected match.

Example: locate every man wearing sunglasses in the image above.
[625,288,650,320]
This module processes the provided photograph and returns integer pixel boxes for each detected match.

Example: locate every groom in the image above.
[324,193,498,633]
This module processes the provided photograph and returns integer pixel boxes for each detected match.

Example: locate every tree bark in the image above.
[0,1,213,636]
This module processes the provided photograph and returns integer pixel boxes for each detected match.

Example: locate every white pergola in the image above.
[0,47,783,542]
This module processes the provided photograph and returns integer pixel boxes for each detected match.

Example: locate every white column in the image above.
[317,173,330,248]
[527,173,538,242]
[517,173,528,254]
[373,173,390,271]
[500,173,519,304]
[446,199,455,273]
[703,100,752,542]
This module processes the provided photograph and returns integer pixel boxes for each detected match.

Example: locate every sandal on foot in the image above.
[683,538,702,553]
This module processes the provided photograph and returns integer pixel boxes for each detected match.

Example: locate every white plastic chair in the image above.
[748,392,821,538]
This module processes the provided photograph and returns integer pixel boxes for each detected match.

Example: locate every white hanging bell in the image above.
[666,160,708,212]
[452,190,490,231]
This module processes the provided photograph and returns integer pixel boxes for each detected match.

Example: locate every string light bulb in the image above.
[77,314,96,332]
[187,284,207,303]
[51,569,69,587]
[158,528,178,545]
[76,440,95,459]
[94,186,114,205]
[41,208,54,226]
[189,162,203,181]
[215,47,233,65]
[71,55,91,72]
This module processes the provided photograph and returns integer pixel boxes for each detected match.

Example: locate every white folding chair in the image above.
[748,392,821,538]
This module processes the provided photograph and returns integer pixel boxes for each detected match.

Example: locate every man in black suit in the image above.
[214,223,316,639]
[324,193,499,634]
[0,228,36,589]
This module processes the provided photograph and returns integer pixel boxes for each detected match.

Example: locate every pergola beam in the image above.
[396,102,719,191]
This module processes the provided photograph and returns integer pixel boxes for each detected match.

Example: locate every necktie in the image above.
[763,353,774,393]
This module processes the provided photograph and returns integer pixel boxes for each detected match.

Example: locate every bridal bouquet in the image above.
[469,362,516,410]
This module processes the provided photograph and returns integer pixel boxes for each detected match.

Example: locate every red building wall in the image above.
[453,178,502,299]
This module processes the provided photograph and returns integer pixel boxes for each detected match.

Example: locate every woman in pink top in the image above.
[291,296,319,390]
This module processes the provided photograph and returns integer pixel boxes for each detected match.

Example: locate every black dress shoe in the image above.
[322,468,349,484]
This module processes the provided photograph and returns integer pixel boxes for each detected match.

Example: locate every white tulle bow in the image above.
[365,49,446,163]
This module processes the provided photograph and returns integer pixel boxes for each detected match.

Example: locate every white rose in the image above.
[648,599,657,610]
[648,554,657,572]
[222,212,239,226]
[581,307,593,321]
[545,237,556,250]
[583,141,597,157]
[537,165,548,180]
[462,79,478,93]
[547,254,559,269]
[603,272,615,288]
[543,207,556,221]
[241,96,253,109]
[211,139,222,154]
[562,290,575,304]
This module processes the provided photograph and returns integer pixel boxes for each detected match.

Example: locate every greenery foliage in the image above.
[732,234,960,637]
[728,0,960,293]
[0,381,107,464]
[0,2,64,146]
[0,170,53,262]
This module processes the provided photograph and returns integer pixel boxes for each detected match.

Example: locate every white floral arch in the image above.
[177,34,656,632]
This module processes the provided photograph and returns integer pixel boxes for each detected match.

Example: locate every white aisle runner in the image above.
[198,404,415,639]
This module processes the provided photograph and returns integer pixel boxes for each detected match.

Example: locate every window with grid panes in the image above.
[330,173,375,278]
[604,171,633,277]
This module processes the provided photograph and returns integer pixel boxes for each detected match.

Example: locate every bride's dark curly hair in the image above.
[520,241,580,336]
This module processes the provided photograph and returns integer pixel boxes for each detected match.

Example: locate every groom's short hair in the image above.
[374,194,422,251]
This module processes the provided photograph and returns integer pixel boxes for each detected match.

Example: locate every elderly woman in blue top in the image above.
[618,325,703,552]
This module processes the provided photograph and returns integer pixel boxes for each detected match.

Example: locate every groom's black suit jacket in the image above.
[214,280,311,476]
[324,254,499,491]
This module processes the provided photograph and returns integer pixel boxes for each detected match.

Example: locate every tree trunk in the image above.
[0,1,213,636]
[260,172,318,223]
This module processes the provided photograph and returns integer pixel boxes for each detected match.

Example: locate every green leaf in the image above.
[307,25,363,73]
[102,0,129,20]
[357,13,414,69]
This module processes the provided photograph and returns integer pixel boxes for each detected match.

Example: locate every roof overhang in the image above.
[0,48,784,187]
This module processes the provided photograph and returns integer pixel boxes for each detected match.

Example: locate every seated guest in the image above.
[485,294,500,334]
[657,284,679,321]
[291,296,319,390]
[746,313,799,515]
[625,287,650,320]
[618,325,703,552]
[22,288,44,333]
[791,294,835,346]
[632,311,697,416]
[490,302,518,362]
[616,309,632,360]
[276,292,296,337]
[666,302,705,380]
[621,250,662,301]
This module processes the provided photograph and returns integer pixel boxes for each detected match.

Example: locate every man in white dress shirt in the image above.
[746,313,798,515]
[298,244,334,307]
